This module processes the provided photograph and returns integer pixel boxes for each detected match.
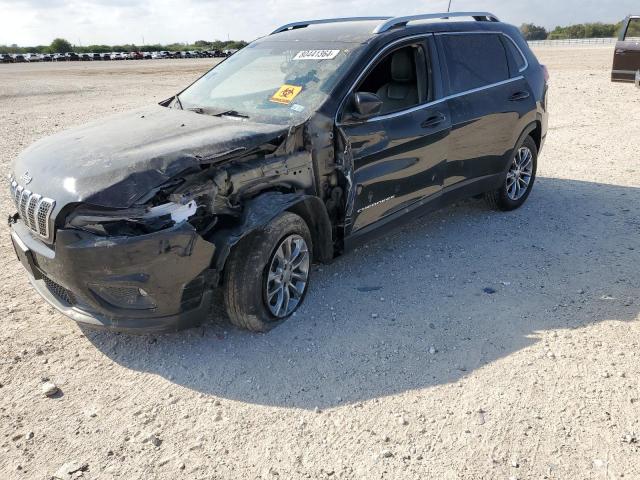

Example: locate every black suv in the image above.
[9,12,548,333]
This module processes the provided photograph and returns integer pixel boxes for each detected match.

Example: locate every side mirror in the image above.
[351,92,383,120]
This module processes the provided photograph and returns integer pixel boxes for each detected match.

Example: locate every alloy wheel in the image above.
[265,234,310,318]
[506,146,534,201]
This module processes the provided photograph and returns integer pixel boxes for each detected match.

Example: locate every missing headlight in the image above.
[66,201,198,236]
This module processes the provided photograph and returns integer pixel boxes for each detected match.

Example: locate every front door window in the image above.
[625,18,640,42]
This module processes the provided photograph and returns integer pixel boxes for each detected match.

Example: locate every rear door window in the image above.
[439,34,510,95]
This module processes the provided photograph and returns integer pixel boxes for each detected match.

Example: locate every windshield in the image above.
[177,39,365,125]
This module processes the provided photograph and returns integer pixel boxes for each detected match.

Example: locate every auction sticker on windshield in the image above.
[293,50,340,60]
[270,84,303,104]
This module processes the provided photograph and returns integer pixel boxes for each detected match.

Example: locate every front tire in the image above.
[485,135,538,211]
[223,212,312,332]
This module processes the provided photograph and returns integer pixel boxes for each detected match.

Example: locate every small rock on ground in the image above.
[41,381,59,397]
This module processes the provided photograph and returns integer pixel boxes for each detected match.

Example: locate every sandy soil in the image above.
[0,48,639,480]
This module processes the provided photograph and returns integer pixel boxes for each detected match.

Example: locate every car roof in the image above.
[266,13,515,44]
[267,20,385,43]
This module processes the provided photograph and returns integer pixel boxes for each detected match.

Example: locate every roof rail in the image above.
[271,17,391,35]
[372,12,500,34]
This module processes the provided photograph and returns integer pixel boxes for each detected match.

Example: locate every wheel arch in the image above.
[517,121,541,152]
[285,196,334,264]
[210,191,334,279]
[497,121,541,182]
[528,120,542,152]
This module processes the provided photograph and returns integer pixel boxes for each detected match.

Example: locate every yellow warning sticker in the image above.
[270,84,302,104]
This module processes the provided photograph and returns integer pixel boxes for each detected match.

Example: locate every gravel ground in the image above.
[1,48,639,480]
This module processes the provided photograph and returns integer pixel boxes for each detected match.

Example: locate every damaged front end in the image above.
[8,111,336,332]
[63,167,236,239]
[7,31,371,332]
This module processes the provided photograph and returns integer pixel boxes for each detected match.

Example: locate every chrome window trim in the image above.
[435,31,529,73]
[335,30,527,126]
[363,76,524,123]
[503,34,529,73]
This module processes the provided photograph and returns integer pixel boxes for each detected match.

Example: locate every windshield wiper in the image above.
[185,107,249,119]
[213,110,250,119]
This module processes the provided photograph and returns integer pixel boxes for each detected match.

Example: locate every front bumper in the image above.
[10,219,217,333]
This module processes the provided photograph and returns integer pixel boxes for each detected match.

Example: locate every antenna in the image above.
[447,0,452,13]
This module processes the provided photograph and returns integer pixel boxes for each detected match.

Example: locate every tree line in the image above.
[0,22,627,53]
[520,22,623,41]
[0,38,248,54]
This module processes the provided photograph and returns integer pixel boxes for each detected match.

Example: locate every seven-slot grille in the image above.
[9,177,56,239]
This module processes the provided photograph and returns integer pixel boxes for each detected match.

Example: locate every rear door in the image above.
[436,32,536,198]
[612,16,640,84]
[337,37,451,236]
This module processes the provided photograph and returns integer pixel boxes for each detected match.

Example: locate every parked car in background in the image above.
[11,54,26,63]
[142,51,152,59]
[128,51,144,60]
[0,54,13,63]
[39,54,53,62]
[110,52,125,60]
[8,12,548,333]
[52,53,66,61]
[65,52,79,61]
[152,51,170,59]
[612,15,640,87]
[24,53,42,62]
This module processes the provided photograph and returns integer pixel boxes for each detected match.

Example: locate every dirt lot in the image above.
[0,48,639,480]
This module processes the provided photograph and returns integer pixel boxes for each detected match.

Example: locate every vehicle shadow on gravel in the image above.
[84,177,640,409]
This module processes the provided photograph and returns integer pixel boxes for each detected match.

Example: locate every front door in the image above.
[612,16,640,84]
[337,39,450,236]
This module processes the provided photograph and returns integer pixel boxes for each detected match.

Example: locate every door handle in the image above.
[509,91,530,101]
[421,112,446,129]
[616,48,627,54]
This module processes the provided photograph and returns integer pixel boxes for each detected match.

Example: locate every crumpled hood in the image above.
[11,105,290,208]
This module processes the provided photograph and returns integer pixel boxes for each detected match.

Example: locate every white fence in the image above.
[528,37,617,47]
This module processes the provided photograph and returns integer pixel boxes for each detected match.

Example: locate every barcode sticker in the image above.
[293,50,340,60]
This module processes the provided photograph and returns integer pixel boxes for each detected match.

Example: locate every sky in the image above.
[0,0,637,46]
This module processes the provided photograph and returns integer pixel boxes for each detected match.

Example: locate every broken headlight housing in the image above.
[65,200,198,236]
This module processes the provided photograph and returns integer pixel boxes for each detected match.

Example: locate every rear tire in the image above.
[485,135,538,211]
[223,212,312,332]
